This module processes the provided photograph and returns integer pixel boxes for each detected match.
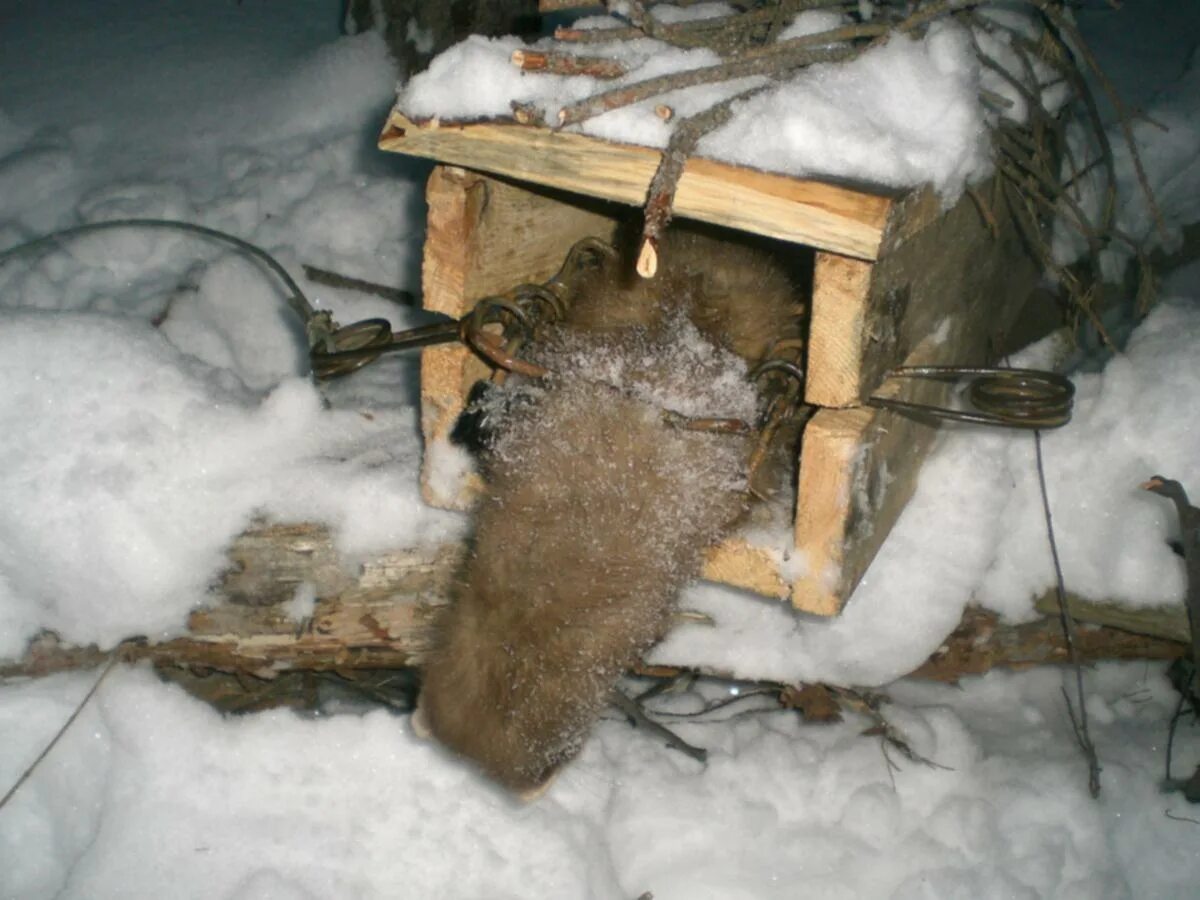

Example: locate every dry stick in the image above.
[609,0,661,38]
[1003,25,1096,210]
[301,265,415,306]
[556,33,864,126]
[1010,176,1117,347]
[1034,429,1102,797]
[995,134,1108,261]
[0,645,127,812]
[537,0,600,11]
[1017,13,1118,240]
[554,1,855,49]
[971,28,1123,334]
[965,183,1000,239]
[637,85,771,277]
[888,0,987,38]
[969,30,1075,174]
[610,688,708,763]
[968,13,1099,237]
[1034,1,1170,244]
[511,48,629,78]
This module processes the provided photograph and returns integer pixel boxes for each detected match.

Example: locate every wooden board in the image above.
[793,382,942,616]
[419,165,620,507]
[805,179,1031,408]
[380,110,893,260]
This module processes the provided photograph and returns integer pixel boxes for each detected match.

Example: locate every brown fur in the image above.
[419,228,801,793]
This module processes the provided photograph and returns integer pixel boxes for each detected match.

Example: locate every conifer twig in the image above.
[637,84,770,277]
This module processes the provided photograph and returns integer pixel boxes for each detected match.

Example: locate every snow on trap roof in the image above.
[396,4,1064,201]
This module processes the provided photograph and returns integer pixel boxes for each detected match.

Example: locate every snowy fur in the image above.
[419,229,801,791]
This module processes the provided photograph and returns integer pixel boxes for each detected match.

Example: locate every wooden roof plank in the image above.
[379,110,893,260]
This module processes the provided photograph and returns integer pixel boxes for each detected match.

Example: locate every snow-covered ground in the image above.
[1,2,1200,897]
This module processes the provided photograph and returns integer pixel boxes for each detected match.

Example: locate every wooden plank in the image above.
[379,110,893,260]
[419,165,620,507]
[701,539,789,600]
[845,178,1033,406]
[793,294,1033,616]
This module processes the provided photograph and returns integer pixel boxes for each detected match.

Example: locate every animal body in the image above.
[418,227,801,794]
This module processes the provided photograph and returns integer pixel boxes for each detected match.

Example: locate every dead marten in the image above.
[417,227,802,795]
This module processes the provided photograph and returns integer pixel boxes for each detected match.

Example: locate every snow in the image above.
[0,1,1199,897]
[701,23,991,200]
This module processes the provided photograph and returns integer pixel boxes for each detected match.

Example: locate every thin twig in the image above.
[556,40,855,126]
[1033,1,1170,243]
[0,645,127,812]
[1165,809,1200,825]
[554,1,856,51]
[1034,429,1102,797]
[610,688,708,763]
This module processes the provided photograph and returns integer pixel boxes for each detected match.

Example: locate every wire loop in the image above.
[869,366,1074,429]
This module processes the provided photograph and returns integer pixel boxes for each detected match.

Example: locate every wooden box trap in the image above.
[379,111,1038,616]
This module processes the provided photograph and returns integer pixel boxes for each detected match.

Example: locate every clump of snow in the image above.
[422,435,479,508]
[647,3,736,26]
[0,1,460,657]
[776,9,847,41]
[701,23,990,200]
[282,582,318,622]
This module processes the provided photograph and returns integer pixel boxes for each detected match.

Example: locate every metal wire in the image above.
[0,217,470,381]
[309,317,464,380]
[868,365,1075,429]
[0,218,318,323]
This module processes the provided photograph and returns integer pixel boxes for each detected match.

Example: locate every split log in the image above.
[909,606,1184,682]
[0,523,1185,683]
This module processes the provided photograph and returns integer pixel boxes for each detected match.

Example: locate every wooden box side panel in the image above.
[805,177,1034,409]
[419,165,621,507]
